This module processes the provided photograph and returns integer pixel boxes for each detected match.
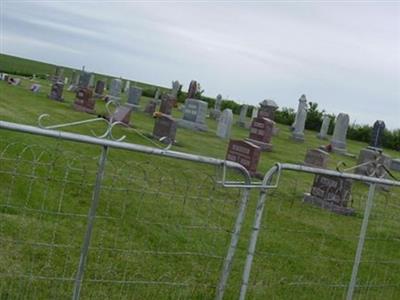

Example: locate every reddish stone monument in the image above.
[152,114,177,144]
[245,117,275,151]
[226,139,261,177]
[73,88,96,114]
[109,105,133,126]
[304,149,330,169]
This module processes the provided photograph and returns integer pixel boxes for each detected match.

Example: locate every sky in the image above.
[1,1,399,129]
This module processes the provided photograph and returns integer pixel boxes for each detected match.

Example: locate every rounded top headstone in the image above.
[299,94,307,103]
[260,99,278,108]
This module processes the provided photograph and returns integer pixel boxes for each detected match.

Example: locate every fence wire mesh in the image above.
[241,172,400,300]
[0,139,248,299]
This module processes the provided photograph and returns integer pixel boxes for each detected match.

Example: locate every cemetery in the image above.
[0,53,399,299]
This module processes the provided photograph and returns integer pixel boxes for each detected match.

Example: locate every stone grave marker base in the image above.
[177,119,208,132]
[245,138,273,152]
[303,194,355,216]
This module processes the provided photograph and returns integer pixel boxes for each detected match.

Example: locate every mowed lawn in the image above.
[0,75,399,299]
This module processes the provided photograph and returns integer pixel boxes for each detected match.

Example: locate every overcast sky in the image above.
[1,1,399,129]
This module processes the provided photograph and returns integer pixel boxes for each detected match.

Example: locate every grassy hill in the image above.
[0,61,399,299]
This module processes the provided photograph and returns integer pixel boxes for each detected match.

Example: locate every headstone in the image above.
[9,78,21,86]
[94,80,105,98]
[291,95,307,142]
[177,98,208,131]
[159,94,174,115]
[236,105,248,128]
[64,77,69,85]
[258,99,278,120]
[317,115,331,140]
[108,79,122,102]
[216,109,233,139]
[304,149,330,168]
[52,66,64,83]
[251,107,259,120]
[226,139,261,177]
[187,80,198,98]
[124,80,130,93]
[109,105,133,126]
[88,74,95,88]
[78,71,92,89]
[331,113,350,154]
[370,120,385,149]
[48,83,64,101]
[73,88,95,114]
[304,175,354,216]
[144,100,157,115]
[171,80,180,98]
[245,117,275,151]
[210,94,222,120]
[30,84,41,93]
[127,86,142,110]
[154,88,160,100]
[152,114,177,144]
[391,159,400,172]
[354,148,391,178]
[0,73,8,80]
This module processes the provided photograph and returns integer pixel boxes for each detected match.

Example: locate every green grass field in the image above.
[0,57,399,299]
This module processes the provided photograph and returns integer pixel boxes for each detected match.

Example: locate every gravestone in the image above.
[124,80,130,93]
[354,148,391,179]
[159,94,174,115]
[370,120,385,149]
[210,94,222,120]
[291,95,307,142]
[391,159,400,172]
[48,83,64,101]
[73,88,95,114]
[245,117,275,151]
[64,77,69,85]
[304,175,354,216]
[107,79,122,102]
[30,84,41,93]
[304,149,329,168]
[88,74,95,88]
[154,88,160,101]
[187,80,198,98]
[317,115,331,140]
[258,99,278,120]
[51,66,64,83]
[171,80,180,98]
[152,114,177,144]
[236,105,248,128]
[127,86,142,111]
[226,139,261,177]
[331,113,349,154]
[251,107,259,120]
[78,71,92,89]
[177,98,208,131]
[109,105,133,126]
[216,109,233,139]
[144,100,157,115]
[94,80,105,98]
[9,78,21,86]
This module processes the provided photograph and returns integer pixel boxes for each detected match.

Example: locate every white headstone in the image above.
[216,109,233,139]
[331,113,350,154]
[317,115,331,140]
[251,107,259,120]
[291,95,307,142]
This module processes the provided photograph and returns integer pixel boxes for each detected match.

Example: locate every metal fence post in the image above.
[72,145,109,300]
[346,183,376,300]
[215,187,251,300]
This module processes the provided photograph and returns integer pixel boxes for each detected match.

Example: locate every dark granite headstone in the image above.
[48,83,64,101]
[370,120,385,149]
[226,139,261,176]
[159,94,174,115]
[127,86,142,110]
[73,88,95,114]
[94,80,105,97]
[304,149,329,168]
[245,117,275,151]
[144,100,157,115]
[152,114,177,144]
[78,72,92,89]
[304,175,354,216]
[187,80,198,99]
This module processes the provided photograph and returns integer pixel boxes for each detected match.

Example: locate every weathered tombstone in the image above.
[258,99,278,120]
[391,159,400,172]
[107,79,122,103]
[251,107,259,120]
[331,113,349,154]
[370,120,385,149]
[94,80,105,98]
[73,88,95,114]
[144,100,157,115]
[354,148,391,179]
[187,80,198,98]
[109,105,133,126]
[0,73,8,80]
[159,94,174,115]
[216,109,233,139]
[124,80,130,93]
[64,77,69,85]
[177,98,208,131]
[127,86,142,111]
[171,80,180,99]
[317,115,331,140]
[51,66,64,83]
[30,84,41,93]
[78,71,92,89]
[154,88,160,101]
[152,114,177,144]
[245,117,275,151]
[210,94,222,120]
[88,74,95,88]
[236,105,248,128]
[226,139,261,177]
[48,83,64,101]
[304,149,330,169]
[9,78,21,86]
[291,95,307,142]
[304,175,354,216]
